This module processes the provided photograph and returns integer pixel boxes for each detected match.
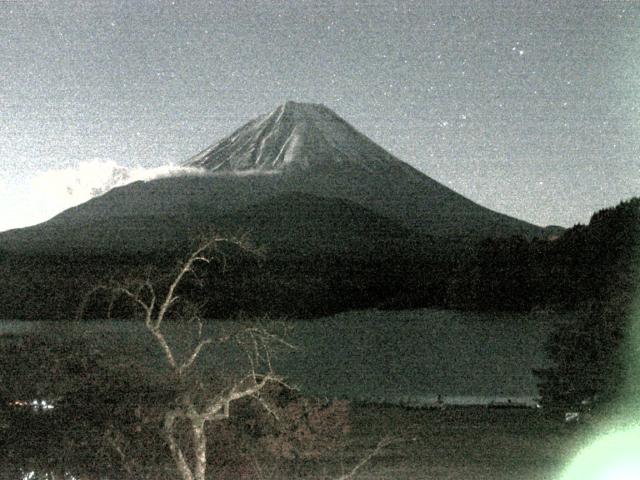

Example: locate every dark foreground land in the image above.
[333,405,575,480]
[1,403,583,480]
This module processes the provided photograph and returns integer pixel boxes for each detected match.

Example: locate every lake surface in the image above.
[1,308,560,406]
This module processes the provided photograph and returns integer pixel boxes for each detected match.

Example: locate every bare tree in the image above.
[76,233,395,480]
[91,233,293,480]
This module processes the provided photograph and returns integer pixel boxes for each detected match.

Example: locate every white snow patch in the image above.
[185,102,397,172]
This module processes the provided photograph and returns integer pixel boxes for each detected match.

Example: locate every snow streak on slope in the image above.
[187,101,404,173]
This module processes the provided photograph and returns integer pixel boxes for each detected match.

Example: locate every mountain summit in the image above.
[187,101,405,174]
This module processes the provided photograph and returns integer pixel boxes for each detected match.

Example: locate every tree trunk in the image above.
[164,411,194,480]
[192,419,208,480]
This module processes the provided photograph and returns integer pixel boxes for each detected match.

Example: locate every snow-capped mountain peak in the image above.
[186,101,396,173]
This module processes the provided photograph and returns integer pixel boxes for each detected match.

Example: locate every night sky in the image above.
[1,0,638,231]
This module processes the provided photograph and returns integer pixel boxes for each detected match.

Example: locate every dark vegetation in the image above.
[0,324,352,479]
[0,197,636,321]
[534,198,639,415]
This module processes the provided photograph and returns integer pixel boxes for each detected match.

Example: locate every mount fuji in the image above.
[0,101,553,254]
[0,101,567,319]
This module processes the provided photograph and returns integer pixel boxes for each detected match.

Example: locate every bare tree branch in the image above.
[164,409,194,480]
[148,325,178,371]
[103,428,135,478]
[177,338,213,376]
[75,285,104,321]
[334,436,398,480]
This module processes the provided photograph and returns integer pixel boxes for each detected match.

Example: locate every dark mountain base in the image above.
[0,198,636,321]
[0,246,450,321]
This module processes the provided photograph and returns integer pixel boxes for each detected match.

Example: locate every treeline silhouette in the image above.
[533,198,639,413]
[0,198,637,321]
[448,197,639,312]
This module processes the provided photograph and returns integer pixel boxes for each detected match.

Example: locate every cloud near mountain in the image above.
[0,161,275,232]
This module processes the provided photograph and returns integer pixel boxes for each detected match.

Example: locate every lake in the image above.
[0,308,560,406]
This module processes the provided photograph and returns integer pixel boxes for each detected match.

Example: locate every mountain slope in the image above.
[20,100,550,250]
[188,101,406,173]
[214,191,427,257]
[185,101,547,239]
[0,191,416,255]
[0,192,439,319]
